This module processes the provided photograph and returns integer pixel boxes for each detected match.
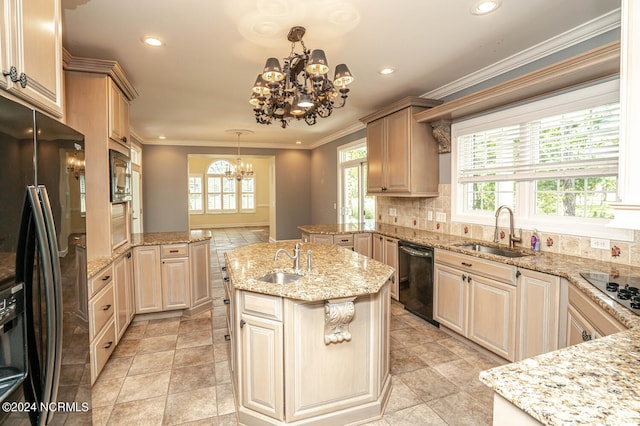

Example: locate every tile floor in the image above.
[91,227,505,425]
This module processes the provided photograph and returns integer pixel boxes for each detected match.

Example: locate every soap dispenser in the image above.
[531,230,540,252]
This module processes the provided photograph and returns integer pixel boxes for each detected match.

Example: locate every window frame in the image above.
[188,173,204,214]
[451,79,633,241]
[337,139,374,225]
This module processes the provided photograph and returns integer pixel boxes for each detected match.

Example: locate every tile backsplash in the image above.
[376,184,640,266]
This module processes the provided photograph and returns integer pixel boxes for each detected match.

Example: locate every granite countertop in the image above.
[298,223,640,425]
[86,230,212,279]
[224,242,394,302]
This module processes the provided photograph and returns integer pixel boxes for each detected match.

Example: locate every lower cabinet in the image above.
[566,284,626,346]
[114,251,134,341]
[434,249,517,361]
[133,243,201,313]
[302,232,373,257]
[88,262,116,384]
[190,240,211,308]
[373,233,399,300]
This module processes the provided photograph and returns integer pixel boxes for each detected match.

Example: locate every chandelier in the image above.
[66,151,85,180]
[225,130,254,181]
[250,26,355,129]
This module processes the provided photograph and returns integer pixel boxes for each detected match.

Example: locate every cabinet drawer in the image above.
[435,249,516,284]
[569,286,626,336]
[333,234,354,246]
[241,291,282,321]
[89,283,115,340]
[161,244,188,258]
[89,264,114,298]
[90,318,117,384]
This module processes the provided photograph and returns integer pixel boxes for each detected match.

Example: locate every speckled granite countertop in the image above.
[224,242,394,302]
[86,230,212,279]
[299,223,640,424]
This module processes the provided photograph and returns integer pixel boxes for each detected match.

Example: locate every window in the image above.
[452,79,631,240]
[188,174,203,213]
[204,160,255,213]
[338,140,375,225]
[79,174,86,216]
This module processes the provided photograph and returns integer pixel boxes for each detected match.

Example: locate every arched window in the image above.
[204,160,256,213]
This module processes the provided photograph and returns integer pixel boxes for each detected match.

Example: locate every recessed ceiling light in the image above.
[158,135,166,140]
[379,67,395,75]
[143,36,164,47]
[295,141,302,145]
[471,0,501,15]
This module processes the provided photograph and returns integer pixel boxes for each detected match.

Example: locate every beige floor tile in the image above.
[120,321,148,341]
[176,330,213,349]
[137,334,178,354]
[408,342,460,367]
[108,396,166,425]
[214,360,231,384]
[390,348,428,375]
[164,386,218,424]
[91,405,113,426]
[169,362,217,394]
[110,339,140,358]
[178,316,213,335]
[216,412,238,425]
[428,391,493,425]
[96,356,133,381]
[212,342,229,363]
[432,359,481,389]
[144,318,181,337]
[396,367,458,403]
[173,345,215,368]
[215,383,236,416]
[116,371,171,403]
[384,377,422,414]
[129,349,175,376]
[91,377,124,408]
[383,403,447,425]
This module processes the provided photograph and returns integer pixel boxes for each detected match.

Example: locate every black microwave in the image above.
[109,149,132,202]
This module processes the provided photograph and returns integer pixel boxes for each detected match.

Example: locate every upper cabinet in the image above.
[0,0,64,117]
[108,79,130,148]
[360,97,442,197]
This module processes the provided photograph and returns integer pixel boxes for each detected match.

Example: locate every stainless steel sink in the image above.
[258,272,303,284]
[455,243,529,258]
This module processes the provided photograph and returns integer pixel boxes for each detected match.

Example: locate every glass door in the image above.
[338,141,375,226]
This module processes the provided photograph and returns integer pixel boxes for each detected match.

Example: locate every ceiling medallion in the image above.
[250,26,354,129]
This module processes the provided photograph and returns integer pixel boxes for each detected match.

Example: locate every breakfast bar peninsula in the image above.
[224,242,394,426]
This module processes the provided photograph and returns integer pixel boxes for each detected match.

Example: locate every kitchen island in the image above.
[224,242,394,426]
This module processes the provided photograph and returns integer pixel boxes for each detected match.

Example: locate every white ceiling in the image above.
[61,0,620,149]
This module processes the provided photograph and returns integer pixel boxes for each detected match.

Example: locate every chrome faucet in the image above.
[493,205,522,248]
[274,242,302,273]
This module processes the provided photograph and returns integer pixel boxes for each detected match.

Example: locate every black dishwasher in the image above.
[398,241,438,327]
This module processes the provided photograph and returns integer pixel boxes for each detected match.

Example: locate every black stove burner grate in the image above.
[580,272,640,315]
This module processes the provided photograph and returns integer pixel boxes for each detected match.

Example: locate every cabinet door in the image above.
[468,276,516,361]
[383,237,399,300]
[189,241,211,308]
[516,269,560,360]
[566,304,597,346]
[310,234,333,244]
[125,251,135,323]
[108,79,130,147]
[240,314,284,420]
[133,246,162,314]
[353,233,372,257]
[161,257,191,310]
[384,109,411,193]
[434,263,466,334]
[113,254,129,341]
[366,118,385,193]
[0,0,63,116]
[372,234,384,262]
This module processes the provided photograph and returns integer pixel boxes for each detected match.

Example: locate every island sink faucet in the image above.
[274,242,302,273]
[493,205,522,248]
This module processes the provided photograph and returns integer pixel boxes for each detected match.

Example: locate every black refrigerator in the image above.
[0,96,90,425]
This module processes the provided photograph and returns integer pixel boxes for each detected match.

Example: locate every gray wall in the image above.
[310,129,366,224]
[142,145,311,240]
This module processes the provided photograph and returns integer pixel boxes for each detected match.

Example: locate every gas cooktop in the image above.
[580,272,640,315]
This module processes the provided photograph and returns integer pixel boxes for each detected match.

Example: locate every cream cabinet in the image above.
[515,268,561,360]
[0,0,63,116]
[434,249,517,361]
[353,233,372,257]
[237,292,284,420]
[565,285,626,346]
[133,241,210,314]
[88,263,116,384]
[303,232,372,257]
[113,250,134,342]
[133,245,163,313]
[373,233,399,300]
[360,97,441,197]
[190,240,211,308]
[108,78,131,148]
[309,234,333,245]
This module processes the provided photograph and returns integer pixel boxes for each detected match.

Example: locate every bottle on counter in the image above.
[531,229,540,252]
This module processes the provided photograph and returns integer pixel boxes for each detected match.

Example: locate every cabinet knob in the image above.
[223,277,229,282]
[122,136,127,143]
[103,341,113,349]
[102,304,112,311]
[102,275,111,281]
[223,299,230,305]
[462,274,467,281]
[461,262,473,268]
[467,275,472,283]
[3,66,27,88]
[581,330,592,341]
[516,270,522,278]
[240,319,246,328]
[221,266,227,271]
[224,334,231,341]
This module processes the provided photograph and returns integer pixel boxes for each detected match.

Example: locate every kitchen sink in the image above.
[258,272,303,284]
[455,243,529,258]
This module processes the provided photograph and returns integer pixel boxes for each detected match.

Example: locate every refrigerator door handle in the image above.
[37,186,63,422]
[25,186,58,426]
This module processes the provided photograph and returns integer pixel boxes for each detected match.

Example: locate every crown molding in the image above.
[307,122,365,150]
[423,9,621,100]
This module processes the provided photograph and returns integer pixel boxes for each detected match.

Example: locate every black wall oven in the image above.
[398,241,438,327]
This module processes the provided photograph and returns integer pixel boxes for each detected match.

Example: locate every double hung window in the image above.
[452,80,629,240]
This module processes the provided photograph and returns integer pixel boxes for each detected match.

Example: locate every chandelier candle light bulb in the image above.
[250,26,354,128]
